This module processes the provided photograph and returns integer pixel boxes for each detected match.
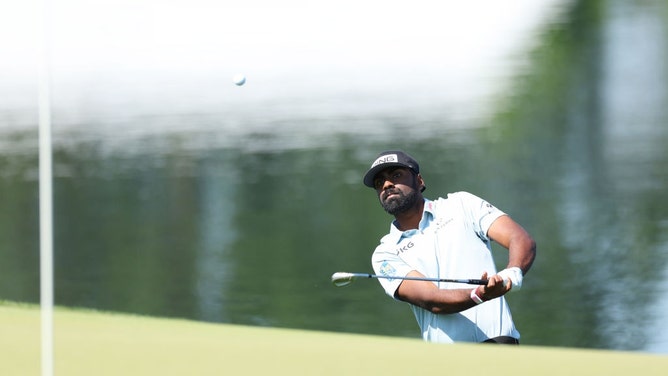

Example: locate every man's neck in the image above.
[393,199,425,231]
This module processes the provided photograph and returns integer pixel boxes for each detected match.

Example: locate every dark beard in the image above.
[381,189,420,215]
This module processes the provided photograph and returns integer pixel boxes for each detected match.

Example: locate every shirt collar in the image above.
[386,199,434,244]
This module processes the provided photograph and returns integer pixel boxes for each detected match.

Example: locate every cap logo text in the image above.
[371,154,398,168]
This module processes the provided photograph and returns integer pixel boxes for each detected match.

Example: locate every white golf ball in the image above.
[232,74,246,86]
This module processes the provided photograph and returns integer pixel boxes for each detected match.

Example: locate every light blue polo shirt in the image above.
[371,192,519,343]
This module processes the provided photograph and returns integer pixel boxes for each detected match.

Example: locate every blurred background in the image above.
[1,0,667,353]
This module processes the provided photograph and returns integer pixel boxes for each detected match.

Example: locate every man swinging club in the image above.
[364,150,536,344]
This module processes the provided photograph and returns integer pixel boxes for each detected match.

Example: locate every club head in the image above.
[331,272,355,287]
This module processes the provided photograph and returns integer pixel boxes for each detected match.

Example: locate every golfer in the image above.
[364,150,536,344]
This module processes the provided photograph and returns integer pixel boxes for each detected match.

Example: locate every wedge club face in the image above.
[331,272,356,287]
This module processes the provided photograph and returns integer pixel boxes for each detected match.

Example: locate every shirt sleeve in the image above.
[452,192,506,241]
[371,243,414,299]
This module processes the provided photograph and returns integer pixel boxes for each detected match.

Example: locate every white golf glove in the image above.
[497,267,523,292]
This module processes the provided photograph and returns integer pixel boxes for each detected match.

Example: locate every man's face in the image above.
[373,167,423,215]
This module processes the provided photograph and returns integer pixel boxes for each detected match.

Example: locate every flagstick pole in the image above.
[38,0,54,375]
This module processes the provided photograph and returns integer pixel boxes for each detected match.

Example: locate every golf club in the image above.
[331,272,488,287]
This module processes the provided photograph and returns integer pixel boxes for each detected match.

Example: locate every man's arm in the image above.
[394,271,510,314]
[487,215,536,275]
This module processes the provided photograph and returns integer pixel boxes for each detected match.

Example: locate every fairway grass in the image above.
[1,301,666,375]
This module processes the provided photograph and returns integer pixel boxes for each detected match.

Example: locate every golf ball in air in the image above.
[232,74,246,86]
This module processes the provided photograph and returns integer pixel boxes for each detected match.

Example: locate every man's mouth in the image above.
[383,190,400,201]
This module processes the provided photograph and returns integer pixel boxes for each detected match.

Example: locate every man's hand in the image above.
[476,272,512,301]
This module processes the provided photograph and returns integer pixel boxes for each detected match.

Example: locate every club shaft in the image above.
[350,273,487,285]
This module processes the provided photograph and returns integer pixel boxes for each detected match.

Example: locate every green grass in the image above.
[1,301,666,375]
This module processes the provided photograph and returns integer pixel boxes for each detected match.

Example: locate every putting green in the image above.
[1,302,666,375]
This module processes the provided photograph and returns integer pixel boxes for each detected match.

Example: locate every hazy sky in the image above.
[0,0,571,129]
[1,0,567,79]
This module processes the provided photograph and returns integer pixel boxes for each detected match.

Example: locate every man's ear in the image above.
[417,173,426,192]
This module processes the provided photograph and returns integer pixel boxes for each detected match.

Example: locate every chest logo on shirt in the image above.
[434,217,454,231]
[395,241,414,255]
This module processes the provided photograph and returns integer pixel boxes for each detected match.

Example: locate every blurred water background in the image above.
[1,0,668,353]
